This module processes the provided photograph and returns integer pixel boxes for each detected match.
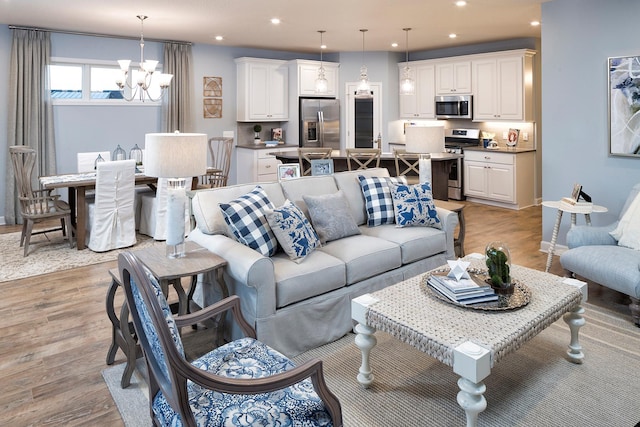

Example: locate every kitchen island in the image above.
[272,149,462,201]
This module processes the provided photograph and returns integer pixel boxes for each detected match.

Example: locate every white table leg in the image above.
[546,209,564,272]
[354,322,377,388]
[457,377,487,427]
[453,341,491,427]
[563,305,586,363]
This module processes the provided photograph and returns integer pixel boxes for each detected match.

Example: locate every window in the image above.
[50,58,164,104]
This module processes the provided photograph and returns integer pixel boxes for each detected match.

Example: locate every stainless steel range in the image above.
[444,128,480,200]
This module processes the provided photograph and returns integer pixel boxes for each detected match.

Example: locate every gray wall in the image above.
[541,0,640,246]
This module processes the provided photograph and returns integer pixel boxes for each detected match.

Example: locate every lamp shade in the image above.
[144,133,208,178]
[405,126,445,154]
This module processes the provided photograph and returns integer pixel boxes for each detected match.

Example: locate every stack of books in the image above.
[428,273,498,305]
[560,197,593,213]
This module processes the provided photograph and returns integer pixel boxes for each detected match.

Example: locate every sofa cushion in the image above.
[358,175,407,227]
[359,224,447,264]
[271,251,346,308]
[303,190,361,243]
[333,168,390,225]
[265,200,320,263]
[318,235,402,285]
[389,182,442,229]
[279,175,339,219]
[219,186,278,257]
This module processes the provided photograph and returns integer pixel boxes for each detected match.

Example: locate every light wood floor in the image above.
[0,201,632,426]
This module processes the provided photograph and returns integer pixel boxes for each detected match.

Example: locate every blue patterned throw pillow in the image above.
[389,182,442,229]
[219,186,278,257]
[265,200,320,263]
[358,175,407,227]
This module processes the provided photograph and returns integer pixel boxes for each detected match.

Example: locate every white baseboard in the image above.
[539,240,568,255]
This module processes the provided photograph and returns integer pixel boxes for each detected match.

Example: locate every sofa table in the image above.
[434,200,465,257]
[541,200,608,272]
[105,241,228,388]
[351,255,587,427]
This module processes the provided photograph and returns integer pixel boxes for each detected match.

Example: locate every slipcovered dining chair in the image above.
[297,147,333,176]
[394,148,421,184]
[86,159,136,252]
[9,145,74,256]
[117,251,343,427]
[139,178,192,240]
[346,148,381,171]
[76,151,110,172]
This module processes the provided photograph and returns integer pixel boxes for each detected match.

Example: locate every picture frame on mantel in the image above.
[608,55,640,157]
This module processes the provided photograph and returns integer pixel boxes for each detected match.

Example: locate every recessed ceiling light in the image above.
[530,20,540,27]
[456,1,467,6]
[271,18,281,25]
[215,35,223,41]
[449,33,457,39]
[391,42,399,48]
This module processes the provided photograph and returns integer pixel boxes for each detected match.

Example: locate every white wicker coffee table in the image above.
[351,255,588,427]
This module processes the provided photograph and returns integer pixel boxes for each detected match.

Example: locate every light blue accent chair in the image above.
[117,251,342,427]
[560,183,640,326]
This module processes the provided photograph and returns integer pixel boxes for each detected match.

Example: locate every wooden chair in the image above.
[394,149,421,184]
[118,251,343,427]
[9,145,74,256]
[346,148,381,171]
[297,147,333,176]
[196,137,233,189]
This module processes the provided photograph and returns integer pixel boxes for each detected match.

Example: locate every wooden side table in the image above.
[105,241,228,388]
[435,200,465,258]
[541,200,608,272]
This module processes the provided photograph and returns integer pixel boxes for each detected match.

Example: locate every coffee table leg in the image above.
[563,305,585,363]
[457,378,487,427]
[453,341,491,427]
[354,323,377,388]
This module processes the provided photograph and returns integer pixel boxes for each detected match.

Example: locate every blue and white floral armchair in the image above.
[118,251,342,427]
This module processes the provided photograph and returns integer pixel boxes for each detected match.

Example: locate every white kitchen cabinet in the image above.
[472,50,535,121]
[236,57,289,121]
[435,60,472,95]
[399,62,436,118]
[236,147,284,183]
[463,150,535,209]
[293,59,340,97]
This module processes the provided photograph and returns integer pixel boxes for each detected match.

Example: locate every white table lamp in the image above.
[405,125,445,184]
[144,132,207,258]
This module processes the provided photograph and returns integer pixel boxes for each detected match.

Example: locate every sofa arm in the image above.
[188,229,277,318]
[436,207,459,259]
[566,222,619,248]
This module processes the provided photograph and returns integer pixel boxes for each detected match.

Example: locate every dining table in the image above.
[40,171,157,250]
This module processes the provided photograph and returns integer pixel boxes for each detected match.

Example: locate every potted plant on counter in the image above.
[253,124,262,144]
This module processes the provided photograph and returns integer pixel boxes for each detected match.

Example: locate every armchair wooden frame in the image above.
[346,148,381,171]
[10,145,74,256]
[297,147,333,176]
[118,251,343,427]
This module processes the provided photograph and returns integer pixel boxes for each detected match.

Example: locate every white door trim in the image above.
[344,82,383,149]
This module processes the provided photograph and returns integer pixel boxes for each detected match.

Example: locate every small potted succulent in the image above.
[253,124,262,144]
[485,241,513,294]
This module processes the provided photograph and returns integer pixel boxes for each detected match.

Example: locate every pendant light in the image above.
[400,28,415,95]
[355,29,372,98]
[315,30,328,93]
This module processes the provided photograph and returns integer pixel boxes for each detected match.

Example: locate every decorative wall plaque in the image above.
[203,98,222,118]
[203,76,222,97]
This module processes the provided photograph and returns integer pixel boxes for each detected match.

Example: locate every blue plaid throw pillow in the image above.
[358,175,407,227]
[389,182,442,229]
[219,186,278,256]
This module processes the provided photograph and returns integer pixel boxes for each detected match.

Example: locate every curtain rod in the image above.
[8,25,192,46]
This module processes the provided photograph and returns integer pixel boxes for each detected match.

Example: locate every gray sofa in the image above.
[560,183,640,326]
[188,168,458,356]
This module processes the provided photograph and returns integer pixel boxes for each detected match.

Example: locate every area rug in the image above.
[0,231,162,282]
[103,302,640,426]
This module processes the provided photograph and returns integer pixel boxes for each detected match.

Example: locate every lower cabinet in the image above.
[463,150,535,209]
[236,147,282,184]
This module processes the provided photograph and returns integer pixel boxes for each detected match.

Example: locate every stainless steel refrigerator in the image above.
[299,97,340,149]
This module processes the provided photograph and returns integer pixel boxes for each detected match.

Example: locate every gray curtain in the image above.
[162,42,193,133]
[5,29,56,225]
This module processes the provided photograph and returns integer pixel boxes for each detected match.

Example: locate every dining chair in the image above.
[195,137,234,189]
[76,151,111,172]
[297,147,333,176]
[393,148,421,184]
[9,145,74,256]
[139,178,192,241]
[346,148,381,171]
[117,250,343,427]
[86,159,137,252]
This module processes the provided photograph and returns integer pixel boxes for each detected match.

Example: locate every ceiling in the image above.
[0,0,547,53]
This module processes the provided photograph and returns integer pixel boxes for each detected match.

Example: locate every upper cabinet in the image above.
[291,59,340,97]
[472,50,535,121]
[236,57,289,121]
[435,60,472,94]
[399,62,436,119]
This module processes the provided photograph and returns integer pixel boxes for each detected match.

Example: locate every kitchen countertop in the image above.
[271,149,463,161]
[236,143,297,150]
[464,146,536,153]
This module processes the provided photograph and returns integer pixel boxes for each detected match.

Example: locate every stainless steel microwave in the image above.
[435,95,472,119]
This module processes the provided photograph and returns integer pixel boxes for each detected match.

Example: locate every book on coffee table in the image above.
[428,276,498,305]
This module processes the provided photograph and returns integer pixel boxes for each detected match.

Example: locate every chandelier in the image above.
[315,30,328,93]
[355,29,372,98]
[400,28,415,95]
[116,15,173,102]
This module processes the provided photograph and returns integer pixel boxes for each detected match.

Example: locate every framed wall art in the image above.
[203,98,222,118]
[203,76,222,97]
[608,55,640,157]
